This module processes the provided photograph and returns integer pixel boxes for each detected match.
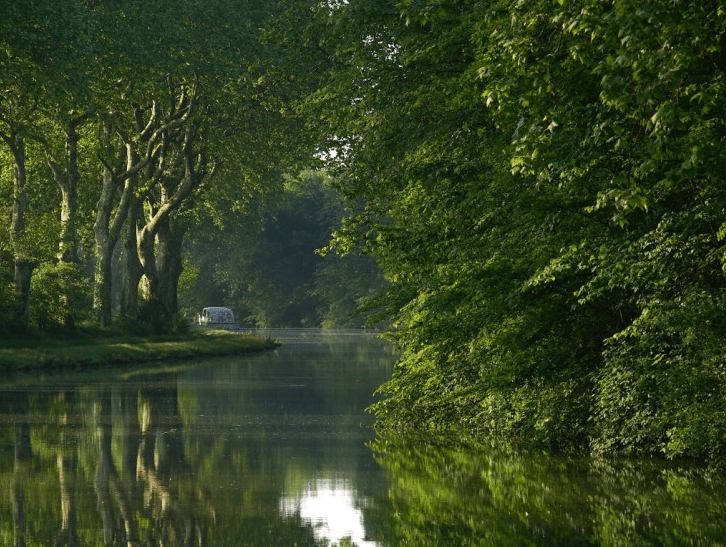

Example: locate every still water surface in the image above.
[1,330,726,546]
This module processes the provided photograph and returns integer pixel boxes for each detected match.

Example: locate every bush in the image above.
[137,297,170,334]
[114,315,154,337]
[593,290,726,461]
[30,262,92,332]
[170,313,190,334]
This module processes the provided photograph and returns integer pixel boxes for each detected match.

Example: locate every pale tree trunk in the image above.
[116,75,209,326]
[137,130,215,319]
[6,132,33,325]
[137,222,159,305]
[93,165,117,328]
[93,122,144,327]
[46,117,84,330]
[94,103,159,328]
[106,85,193,324]
[136,215,169,331]
[46,116,83,265]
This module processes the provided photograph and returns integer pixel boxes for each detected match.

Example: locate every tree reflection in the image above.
[370,436,726,546]
[9,391,31,547]
[0,378,325,546]
[94,387,137,545]
[15,346,726,545]
[51,390,79,547]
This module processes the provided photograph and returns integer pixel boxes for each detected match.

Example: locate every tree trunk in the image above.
[93,219,114,327]
[120,79,208,324]
[47,118,82,265]
[156,216,187,316]
[137,222,159,305]
[46,117,85,331]
[94,124,139,327]
[8,133,32,325]
[119,198,144,319]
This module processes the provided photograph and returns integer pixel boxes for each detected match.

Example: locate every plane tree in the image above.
[0,0,303,331]
[102,0,302,330]
[0,0,93,325]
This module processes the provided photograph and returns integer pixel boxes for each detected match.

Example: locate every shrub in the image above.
[30,262,92,332]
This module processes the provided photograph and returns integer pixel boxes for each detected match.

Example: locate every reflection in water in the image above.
[371,436,726,546]
[280,478,378,547]
[1,331,726,545]
[0,331,394,546]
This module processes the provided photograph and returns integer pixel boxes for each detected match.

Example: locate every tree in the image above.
[181,171,385,328]
[0,0,308,332]
[0,15,40,325]
[0,0,102,330]
[104,0,305,330]
[287,0,726,462]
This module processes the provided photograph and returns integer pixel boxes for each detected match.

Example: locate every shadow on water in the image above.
[0,330,725,545]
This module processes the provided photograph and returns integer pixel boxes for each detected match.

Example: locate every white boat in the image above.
[197,307,239,330]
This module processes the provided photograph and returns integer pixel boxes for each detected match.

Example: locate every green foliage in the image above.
[371,435,726,545]
[290,0,726,462]
[594,290,726,460]
[1,0,312,333]
[0,262,18,335]
[180,171,386,328]
[29,262,91,331]
[137,297,171,335]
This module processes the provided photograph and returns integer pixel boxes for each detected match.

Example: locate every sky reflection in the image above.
[280,478,380,547]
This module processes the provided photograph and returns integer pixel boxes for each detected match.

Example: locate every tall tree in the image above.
[1,0,99,328]
[287,0,726,462]
[93,114,154,327]
[85,0,304,327]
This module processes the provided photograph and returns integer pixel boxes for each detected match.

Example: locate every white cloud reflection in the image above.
[280,479,380,546]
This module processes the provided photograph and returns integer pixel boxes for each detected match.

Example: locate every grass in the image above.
[0,325,277,373]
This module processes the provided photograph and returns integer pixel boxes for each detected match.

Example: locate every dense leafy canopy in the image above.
[285,0,726,462]
[180,171,386,328]
[0,0,307,332]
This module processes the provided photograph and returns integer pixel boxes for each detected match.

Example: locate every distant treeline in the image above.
[180,171,385,328]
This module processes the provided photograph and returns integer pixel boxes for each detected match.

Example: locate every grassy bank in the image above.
[0,326,277,372]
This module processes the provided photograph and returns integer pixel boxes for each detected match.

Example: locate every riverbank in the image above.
[0,327,277,373]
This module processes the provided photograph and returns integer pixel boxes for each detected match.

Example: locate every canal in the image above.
[1,330,726,545]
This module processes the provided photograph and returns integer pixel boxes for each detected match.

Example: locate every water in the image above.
[1,330,726,546]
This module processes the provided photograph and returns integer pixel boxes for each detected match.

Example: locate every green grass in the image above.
[0,325,277,373]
